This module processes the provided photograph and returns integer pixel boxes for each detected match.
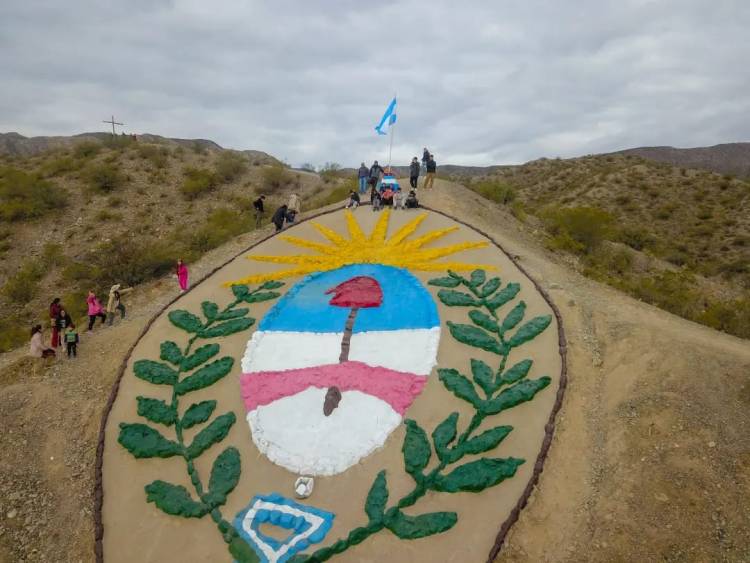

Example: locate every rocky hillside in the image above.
[446,153,750,339]
[613,142,750,178]
[0,134,349,351]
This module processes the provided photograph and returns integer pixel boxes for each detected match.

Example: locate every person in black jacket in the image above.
[409,157,420,189]
[345,190,360,209]
[369,160,384,191]
[271,204,288,232]
[253,195,266,228]
[422,147,430,169]
[424,154,437,189]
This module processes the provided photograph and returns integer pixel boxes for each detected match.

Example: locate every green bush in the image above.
[85,162,125,193]
[41,242,66,267]
[541,206,615,254]
[309,181,353,209]
[73,141,102,159]
[472,180,517,205]
[259,165,292,195]
[0,167,67,220]
[319,162,342,184]
[86,235,176,287]
[41,155,82,177]
[2,259,44,303]
[618,226,656,251]
[137,144,169,169]
[181,167,218,199]
[0,315,29,353]
[187,208,254,253]
[215,152,248,183]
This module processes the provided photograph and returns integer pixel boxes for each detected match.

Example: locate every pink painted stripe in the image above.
[241,361,427,416]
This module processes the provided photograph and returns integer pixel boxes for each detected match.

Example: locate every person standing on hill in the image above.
[422,147,430,169]
[64,324,79,359]
[49,297,62,348]
[253,195,266,228]
[272,204,288,232]
[369,160,384,192]
[106,284,132,325]
[409,157,420,189]
[357,162,369,194]
[176,259,189,292]
[287,193,301,224]
[86,291,107,330]
[424,154,437,189]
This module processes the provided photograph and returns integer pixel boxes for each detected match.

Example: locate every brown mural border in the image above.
[92,202,567,563]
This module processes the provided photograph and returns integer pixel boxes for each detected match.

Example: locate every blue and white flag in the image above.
[374,97,397,135]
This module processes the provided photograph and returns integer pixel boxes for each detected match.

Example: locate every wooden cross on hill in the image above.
[102,115,124,135]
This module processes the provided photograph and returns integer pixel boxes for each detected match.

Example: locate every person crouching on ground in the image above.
[345,190,360,209]
[272,204,288,232]
[86,291,107,331]
[107,284,133,325]
[30,325,55,359]
[406,189,419,208]
[64,324,79,358]
[287,193,301,224]
[409,157,420,189]
[393,187,404,210]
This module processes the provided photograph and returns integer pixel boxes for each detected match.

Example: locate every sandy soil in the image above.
[1,180,749,562]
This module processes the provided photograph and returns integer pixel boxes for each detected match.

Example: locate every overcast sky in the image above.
[1,0,748,166]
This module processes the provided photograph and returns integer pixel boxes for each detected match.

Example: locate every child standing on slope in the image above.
[64,324,79,358]
[87,291,106,331]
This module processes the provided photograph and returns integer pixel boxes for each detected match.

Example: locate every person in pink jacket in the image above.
[176,259,189,292]
[87,290,106,331]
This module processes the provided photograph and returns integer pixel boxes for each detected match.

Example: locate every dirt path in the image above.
[1,183,749,562]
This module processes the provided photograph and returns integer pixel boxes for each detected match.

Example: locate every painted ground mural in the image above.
[98,208,565,563]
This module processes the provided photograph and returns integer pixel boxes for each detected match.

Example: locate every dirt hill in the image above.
[613,142,750,178]
[0,179,748,562]
[0,134,349,351]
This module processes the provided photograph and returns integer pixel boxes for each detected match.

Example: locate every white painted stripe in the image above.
[248,388,402,476]
[243,328,440,376]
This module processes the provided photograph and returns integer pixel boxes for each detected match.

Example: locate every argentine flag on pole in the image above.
[375,97,397,135]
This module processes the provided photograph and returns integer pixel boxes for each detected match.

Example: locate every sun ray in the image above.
[369,208,391,243]
[386,214,427,247]
[224,210,496,286]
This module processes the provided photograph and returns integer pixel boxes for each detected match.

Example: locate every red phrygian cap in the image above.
[326,276,383,308]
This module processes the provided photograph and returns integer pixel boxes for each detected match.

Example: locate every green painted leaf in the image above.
[228,536,260,563]
[181,400,217,429]
[244,291,281,304]
[181,343,220,371]
[427,276,461,288]
[206,447,241,506]
[508,315,552,348]
[186,412,236,459]
[470,359,495,396]
[136,397,176,426]
[438,368,482,407]
[133,360,177,385]
[159,341,183,365]
[231,284,249,299]
[436,290,479,307]
[176,357,234,395]
[201,301,219,320]
[500,301,526,333]
[469,269,486,287]
[468,310,499,334]
[483,377,551,415]
[402,419,431,479]
[433,458,524,493]
[168,310,204,333]
[431,412,458,461]
[199,318,255,338]
[216,308,249,320]
[500,359,533,386]
[460,426,513,456]
[364,470,389,522]
[385,509,458,539]
[118,423,182,458]
[145,480,209,518]
[485,283,521,311]
[447,322,502,355]
[260,280,285,290]
[480,277,501,297]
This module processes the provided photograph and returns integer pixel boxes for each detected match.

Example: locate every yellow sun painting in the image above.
[225,209,496,286]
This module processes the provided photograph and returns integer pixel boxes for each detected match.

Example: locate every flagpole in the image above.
[387,93,396,170]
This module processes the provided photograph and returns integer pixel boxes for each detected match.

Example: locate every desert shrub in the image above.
[300,163,316,172]
[181,167,218,199]
[107,196,123,208]
[41,155,82,177]
[215,152,248,183]
[583,246,633,278]
[510,200,526,221]
[0,167,67,220]
[62,261,100,284]
[309,181,353,209]
[259,165,292,195]
[698,298,750,338]
[319,162,342,184]
[618,226,656,251]
[41,242,66,267]
[73,141,102,159]
[541,206,615,254]
[191,141,208,155]
[187,208,254,253]
[137,144,169,169]
[103,135,136,151]
[0,315,29,353]
[626,271,702,320]
[87,235,176,287]
[61,289,89,322]
[473,180,517,205]
[2,259,44,303]
[85,162,125,193]
[0,228,11,256]
[95,209,122,222]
